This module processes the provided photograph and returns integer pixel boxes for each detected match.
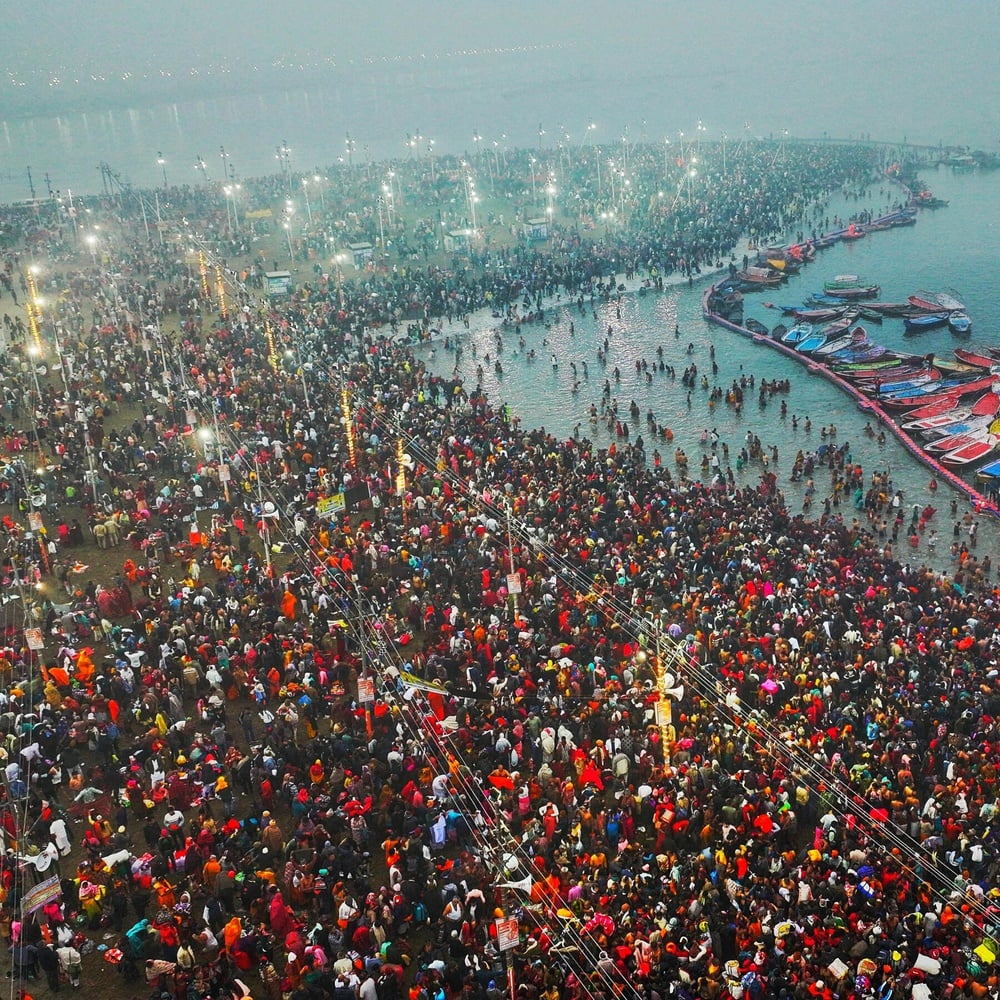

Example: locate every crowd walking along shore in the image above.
[0,136,996,1000]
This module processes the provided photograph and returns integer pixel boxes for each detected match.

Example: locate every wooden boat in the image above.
[900,397,961,423]
[825,274,864,291]
[855,307,884,324]
[948,312,973,335]
[908,293,944,312]
[935,291,966,312]
[904,312,951,333]
[824,284,880,300]
[836,360,925,381]
[738,266,783,287]
[907,390,1000,431]
[880,375,1000,409]
[907,410,976,433]
[781,323,814,346]
[975,458,1000,480]
[814,327,870,357]
[793,307,850,322]
[841,223,866,241]
[954,347,996,369]
[796,331,828,354]
[940,439,998,468]
[833,352,916,371]
[863,302,919,317]
[829,344,887,363]
[744,318,770,337]
[865,371,940,396]
[924,417,997,455]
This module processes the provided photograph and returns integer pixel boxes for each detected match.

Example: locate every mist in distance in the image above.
[3,1,999,149]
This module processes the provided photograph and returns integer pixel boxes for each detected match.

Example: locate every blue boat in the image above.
[796,331,828,353]
[976,458,1000,480]
[781,322,814,346]
[948,311,973,335]
[903,312,950,332]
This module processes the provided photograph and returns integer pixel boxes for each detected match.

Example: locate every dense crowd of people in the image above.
[0,139,994,1000]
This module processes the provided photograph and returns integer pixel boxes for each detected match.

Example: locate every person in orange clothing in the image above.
[203,854,222,888]
[281,589,297,620]
[74,649,95,688]
[222,914,243,953]
[308,759,325,787]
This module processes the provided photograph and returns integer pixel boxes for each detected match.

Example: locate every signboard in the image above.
[24,628,44,651]
[266,271,291,297]
[316,493,346,518]
[218,464,231,483]
[21,875,61,914]
[28,513,43,532]
[357,677,375,705]
[506,573,522,595]
[495,916,519,952]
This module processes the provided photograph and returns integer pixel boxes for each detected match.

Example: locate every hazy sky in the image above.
[4,2,999,151]
[8,1,998,76]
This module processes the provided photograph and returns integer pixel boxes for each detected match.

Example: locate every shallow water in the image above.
[419,166,1000,575]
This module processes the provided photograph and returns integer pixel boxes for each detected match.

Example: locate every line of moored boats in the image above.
[732,279,996,468]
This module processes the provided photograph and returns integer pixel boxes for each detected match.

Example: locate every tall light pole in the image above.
[276,141,291,193]
[194,155,209,183]
[283,201,294,259]
[301,177,313,228]
[286,347,310,408]
[219,145,230,181]
[721,131,728,175]
[157,151,167,187]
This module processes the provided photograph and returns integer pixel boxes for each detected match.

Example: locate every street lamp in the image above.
[194,155,209,183]
[285,348,311,408]
[301,177,313,228]
[85,232,98,264]
[331,252,348,309]
[283,201,294,259]
[276,141,291,193]
[157,151,167,187]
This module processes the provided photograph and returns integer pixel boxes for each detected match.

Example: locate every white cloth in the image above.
[50,818,72,856]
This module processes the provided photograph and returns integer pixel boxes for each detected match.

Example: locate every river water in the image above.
[417,164,1000,571]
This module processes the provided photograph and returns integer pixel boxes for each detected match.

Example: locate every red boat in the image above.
[954,347,999,369]
[902,397,961,420]
[909,294,943,312]
[882,375,1000,409]
[941,438,1000,468]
